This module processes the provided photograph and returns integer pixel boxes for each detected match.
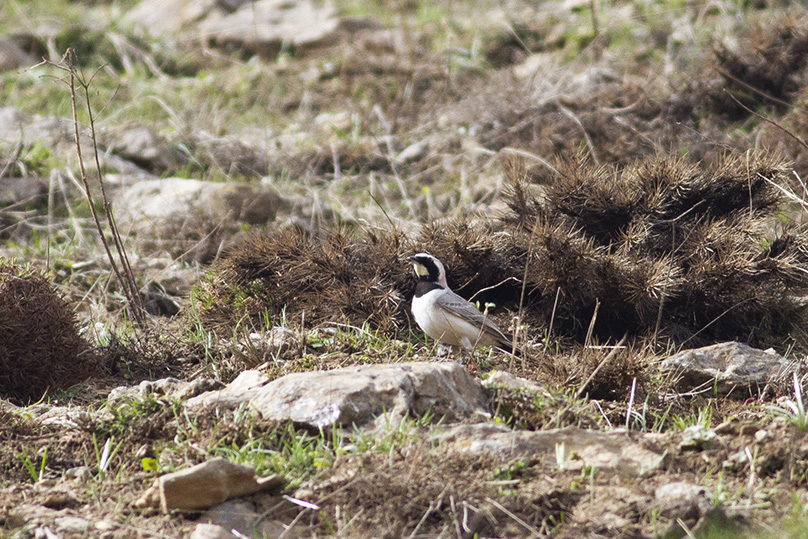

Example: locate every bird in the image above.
[409,252,515,358]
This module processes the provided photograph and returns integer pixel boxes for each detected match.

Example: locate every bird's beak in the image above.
[408,256,418,263]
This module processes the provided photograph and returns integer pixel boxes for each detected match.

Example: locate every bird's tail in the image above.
[496,338,521,357]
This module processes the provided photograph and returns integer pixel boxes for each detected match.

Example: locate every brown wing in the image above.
[435,291,511,344]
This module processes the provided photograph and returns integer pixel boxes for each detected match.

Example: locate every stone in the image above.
[125,0,218,37]
[0,108,69,147]
[0,177,47,206]
[437,423,665,477]
[94,520,117,532]
[113,177,286,234]
[41,488,81,509]
[200,500,258,535]
[186,370,270,411]
[660,342,800,394]
[190,523,237,539]
[126,0,342,58]
[33,527,59,539]
[0,36,35,72]
[135,457,283,512]
[654,482,710,520]
[54,516,92,533]
[198,499,296,538]
[395,139,430,164]
[0,108,148,177]
[103,124,187,173]
[108,377,222,406]
[6,504,60,528]
[189,362,489,430]
[679,425,718,450]
[199,0,340,58]
[483,371,546,394]
[34,406,89,429]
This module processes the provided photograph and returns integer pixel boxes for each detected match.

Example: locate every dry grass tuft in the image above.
[194,227,413,334]
[312,449,576,538]
[0,262,98,403]
[709,10,808,119]
[500,150,808,348]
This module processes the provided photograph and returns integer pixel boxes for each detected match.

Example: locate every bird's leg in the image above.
[459,337,477,373]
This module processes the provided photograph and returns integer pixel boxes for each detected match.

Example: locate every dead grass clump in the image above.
[313,449,576,538]
[708,11,808,119]
[465,77,709,168]
[97,322,196,384]
[139,208,248,264]
[191,135,270,179]
[0,263,98,403]
[194,227,412,334]
[501,151,808,348]
[531,343,651,401]
[489,385,603,431]
[761,86,808,181]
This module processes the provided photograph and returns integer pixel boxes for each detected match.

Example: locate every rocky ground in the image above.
[4,0,808,537]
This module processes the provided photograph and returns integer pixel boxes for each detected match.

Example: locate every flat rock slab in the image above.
[186,362,488,430]
[660,342,802,394]
[199,0,339,57]
[436,423,665,477]
[135,458,282,513]
[126,0,341,57]
[116,177,284,224]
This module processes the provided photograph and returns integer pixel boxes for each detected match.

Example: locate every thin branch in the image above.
[724,91,808,150]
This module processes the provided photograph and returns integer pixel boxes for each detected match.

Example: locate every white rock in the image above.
[54,516,92,533]
[661,342,801,393]
[125,0,218,37]
[114,177,286,232]
[108,377,221,405]
[199,0,339,56]
[187,362,488,430]
[484,371,546,394]
[436,423,665,477]
[103,124,187,173]
[186,370,270,411]
[190,523,237,539]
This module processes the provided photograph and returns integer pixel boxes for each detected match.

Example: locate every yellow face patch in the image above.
[413,262,430,277]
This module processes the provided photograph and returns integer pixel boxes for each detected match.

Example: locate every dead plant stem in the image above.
[60,50,145,327]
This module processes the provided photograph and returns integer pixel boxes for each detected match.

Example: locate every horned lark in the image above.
[409,253,514,357]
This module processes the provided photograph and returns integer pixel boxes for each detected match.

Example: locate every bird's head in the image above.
[409,253,448,288]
